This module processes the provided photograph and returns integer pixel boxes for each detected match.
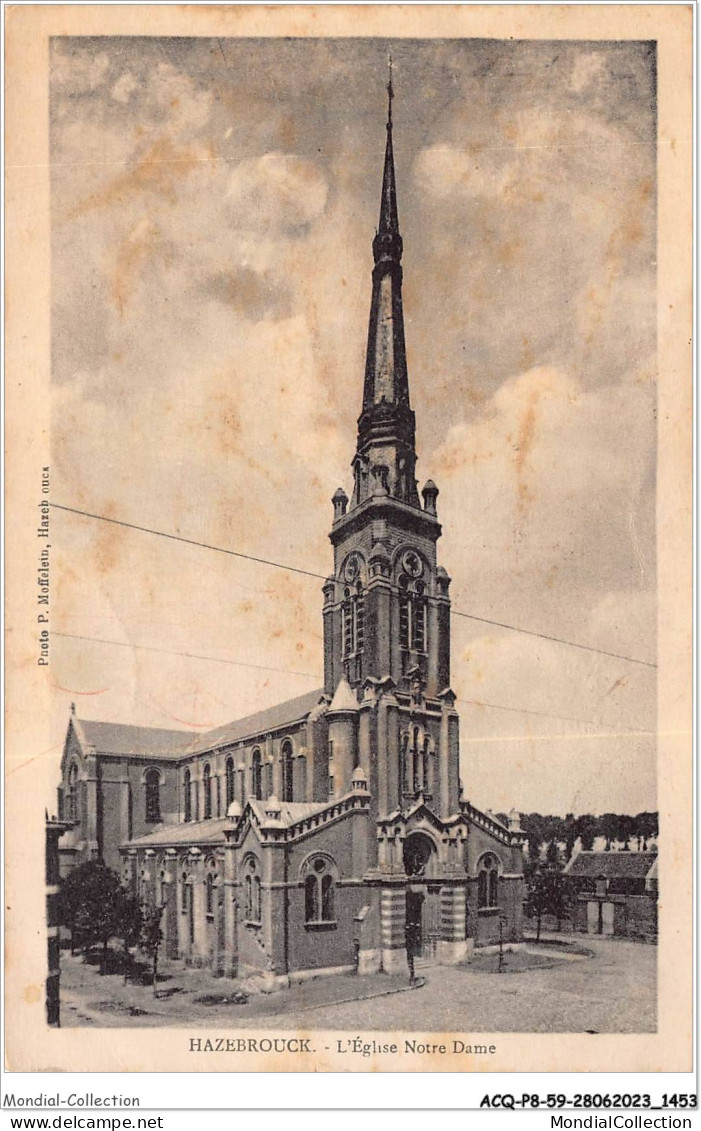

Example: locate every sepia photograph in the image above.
[4,4,692,1076]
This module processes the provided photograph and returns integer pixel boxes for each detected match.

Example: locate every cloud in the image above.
[570,50,610,95]
[431,364,656,601]
[226,153,328,236]
[51,46,110,94]
[111,71,138,104]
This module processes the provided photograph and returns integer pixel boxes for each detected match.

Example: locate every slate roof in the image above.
[125,799,331,849]
[184,689,325,755]
[126,818,230,848]
[248,799,328,827]
[79,720,195,759]
[565,850,657,879]
[76,687,325,763]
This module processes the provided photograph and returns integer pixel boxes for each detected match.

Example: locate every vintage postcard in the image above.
[4,4,692,1075]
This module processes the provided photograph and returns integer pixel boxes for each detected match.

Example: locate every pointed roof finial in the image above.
[387,54,394,130]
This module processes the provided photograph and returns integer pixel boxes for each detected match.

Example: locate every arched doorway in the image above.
[403,832,440,964]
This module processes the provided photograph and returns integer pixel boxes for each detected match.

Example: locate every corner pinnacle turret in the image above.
[352,61,420,510]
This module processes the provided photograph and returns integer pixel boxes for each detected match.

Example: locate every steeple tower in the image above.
[324,66,452,707]
[354,60,419,510]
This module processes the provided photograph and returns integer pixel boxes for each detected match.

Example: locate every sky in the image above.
[49,36,657,816]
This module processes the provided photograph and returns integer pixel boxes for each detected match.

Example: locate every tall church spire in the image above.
[354,60,420,510]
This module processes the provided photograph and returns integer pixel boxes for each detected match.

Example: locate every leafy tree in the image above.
[634,812,659,850]
[575,814,597,852]
[545,839,562,871]
[524,871,548,942]
[525,871,573,939]
[617,814,636,851]
[139,904,165,997]
[599,813,620,851]
[521,813,546,865]
[118,892,143,984]
[549,874,574,930]
[563,813,577,861]
[59,861,133,973]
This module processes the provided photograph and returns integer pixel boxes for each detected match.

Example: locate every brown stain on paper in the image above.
[68,136,201,220]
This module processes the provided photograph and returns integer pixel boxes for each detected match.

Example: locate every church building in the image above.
[57,82,526,984]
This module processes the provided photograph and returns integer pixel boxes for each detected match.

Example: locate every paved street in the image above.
[254,937,655,1033]
[61,935,655,1033]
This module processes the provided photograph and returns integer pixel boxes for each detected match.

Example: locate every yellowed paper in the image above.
[4,3,692,1074]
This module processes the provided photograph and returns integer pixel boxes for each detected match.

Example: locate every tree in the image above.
[117,891,143,984]
[545,839,562,871]
[549,874,574,931]
[59,861,133,973]
[563,813,577,861]
[617,814,636,851]
[525,871,573,939]
[575,814,597,852]
[139,904,165,997]
[521,813,546,866]
[599,813,620,851]
[524,871,550,942]
[634,812,659,851]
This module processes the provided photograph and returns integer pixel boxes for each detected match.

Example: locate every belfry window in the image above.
[144,768,161,823]
[402,727,431,797]
[251,748,262,801]
[304,857,336,925]
[202,764,210,818]
[183,769,192,822]
[342,583,365,659]
[281,740,294,803]
[399,576,428,654]
[478,854,500,910]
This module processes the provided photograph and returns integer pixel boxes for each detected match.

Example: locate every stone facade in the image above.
[57,88,526,984]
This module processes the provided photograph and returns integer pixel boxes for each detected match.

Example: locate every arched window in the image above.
[478,854,500,910]
[281,741,294,803]
[181,871,188,914]
[244,857,261,924]
[304,856,336,925]
[183,769,192,822]
[144,768,161,823]
[341,581,365,681]
[225,757,235,807]
[203,764,212,819]
[205,858,217,919]
[251,749,262,801]
[402,728,430,797]
[67,763,79,823]
[399,572,428,655]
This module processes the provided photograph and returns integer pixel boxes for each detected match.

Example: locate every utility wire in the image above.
[456,697,641,734]
[451,608,656,668]
[53,631,645,736]
[51,631,318,681]
[50,501,657,668]
[49,503,326,580]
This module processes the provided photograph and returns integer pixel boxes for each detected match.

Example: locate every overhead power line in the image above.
[50,501,657,669]
[49,503,326,581]
[450,608,656,668]
[52,630,645,737]
[51,631,318,681]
